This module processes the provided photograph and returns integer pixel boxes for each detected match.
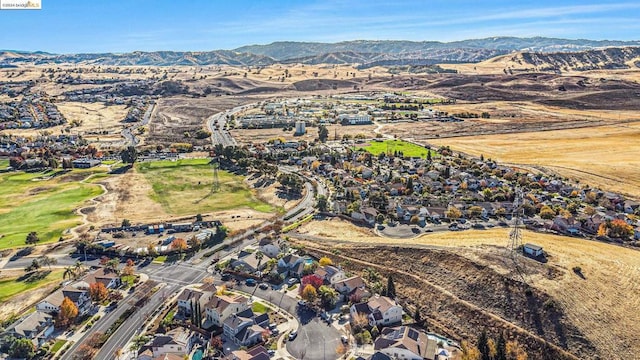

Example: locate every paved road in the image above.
[234,283,340,360]
[94,283,177,360]
[206,106,242,147]
[60,282,160,360]
[122,101,155,146]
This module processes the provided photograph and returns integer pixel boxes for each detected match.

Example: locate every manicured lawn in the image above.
[354,139,437,159]
[121,275,136,287]
[153,255,168,264]
[0,159,9,168]
[136,159,277,215]
[51,339,67,353]
[0,169,104,250]
[164,309,175,322]
[0,269,64,302]
[251,302,271,314]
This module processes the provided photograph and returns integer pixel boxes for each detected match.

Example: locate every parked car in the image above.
[297,300,307,307]
[245,278,257,286]
[259,282,269,290]
[221,273,231,281]
[341,335,348,344]
[288,331,297,341]
[287,278,299,286]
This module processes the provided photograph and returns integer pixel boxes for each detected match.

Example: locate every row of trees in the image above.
[461,331,528,360]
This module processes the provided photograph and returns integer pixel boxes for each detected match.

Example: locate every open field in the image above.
[0,169,105,250]
[294,218,640,358]
[0,269,64,303]
[428,121,640,199]
[135,159,277,216]
[354,139,433,158]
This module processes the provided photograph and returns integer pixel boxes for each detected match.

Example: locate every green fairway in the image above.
[355,139,436,158]
[0,159,9,168]
[136,159,277,215]
[0,169,104,250]
[0,269,64,303]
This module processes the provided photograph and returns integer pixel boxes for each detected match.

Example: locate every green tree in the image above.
[414,306,422,326]
[318,285,339,308]
[386,275,396,298]
[25,231,39,245]
[316,195,328,212]
[318,125,329,143]
[539,205,556,220]
[468,206,483,219]
[63,266,76,280]
[478,330,490,360]
[9,338,35,359]
[39,256,57,270]
[496,333,507,360]
[121,219,131,227]
[120,146,138,164]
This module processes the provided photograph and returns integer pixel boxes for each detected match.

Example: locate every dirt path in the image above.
[301,243,580,360]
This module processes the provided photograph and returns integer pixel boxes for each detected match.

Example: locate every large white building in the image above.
[295,121,306,135]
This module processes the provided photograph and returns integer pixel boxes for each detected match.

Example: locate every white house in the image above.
[374,326,438,360]
[9,312,54,347]
[314,265,346,285]
[83,268,121,289]
[177,288,211,316]
[223,309,270,347]
[36,284,91,315]
[139,328,198,359]
[277,254,305,278]
[334,276,367,300]
[350,295,403,327]
[205,294,250,327]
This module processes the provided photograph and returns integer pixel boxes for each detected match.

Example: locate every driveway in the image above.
[234,283,341,360]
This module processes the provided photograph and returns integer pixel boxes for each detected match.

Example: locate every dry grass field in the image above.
[428,121,640,198]
[294,218,640,358]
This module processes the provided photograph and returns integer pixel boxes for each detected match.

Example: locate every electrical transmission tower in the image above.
[507,187,528,284]
[509,188,524,252]
[212,159,220,193]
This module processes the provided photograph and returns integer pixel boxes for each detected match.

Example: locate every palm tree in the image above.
[255,251,264,269]
[63,266,75,280]
[105,258,120,274]
[73,261,85,278]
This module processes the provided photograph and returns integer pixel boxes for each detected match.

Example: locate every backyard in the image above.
[135,159,277,216]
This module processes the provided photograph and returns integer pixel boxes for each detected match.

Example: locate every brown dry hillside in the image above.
[429,121,640,199]
[293,220,640,359]
[302,243,588,359]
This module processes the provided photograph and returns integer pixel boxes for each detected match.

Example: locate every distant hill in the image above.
[489,47,640,72]
[1,37,639,67]
[235,37,640,59]
[0,50,276,67]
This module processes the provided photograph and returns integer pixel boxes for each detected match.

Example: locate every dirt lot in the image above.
[293,218,640,359]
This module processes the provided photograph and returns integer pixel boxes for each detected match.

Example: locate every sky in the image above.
[0,0,639,53]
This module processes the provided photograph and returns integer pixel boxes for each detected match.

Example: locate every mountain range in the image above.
[1,37,639,67]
